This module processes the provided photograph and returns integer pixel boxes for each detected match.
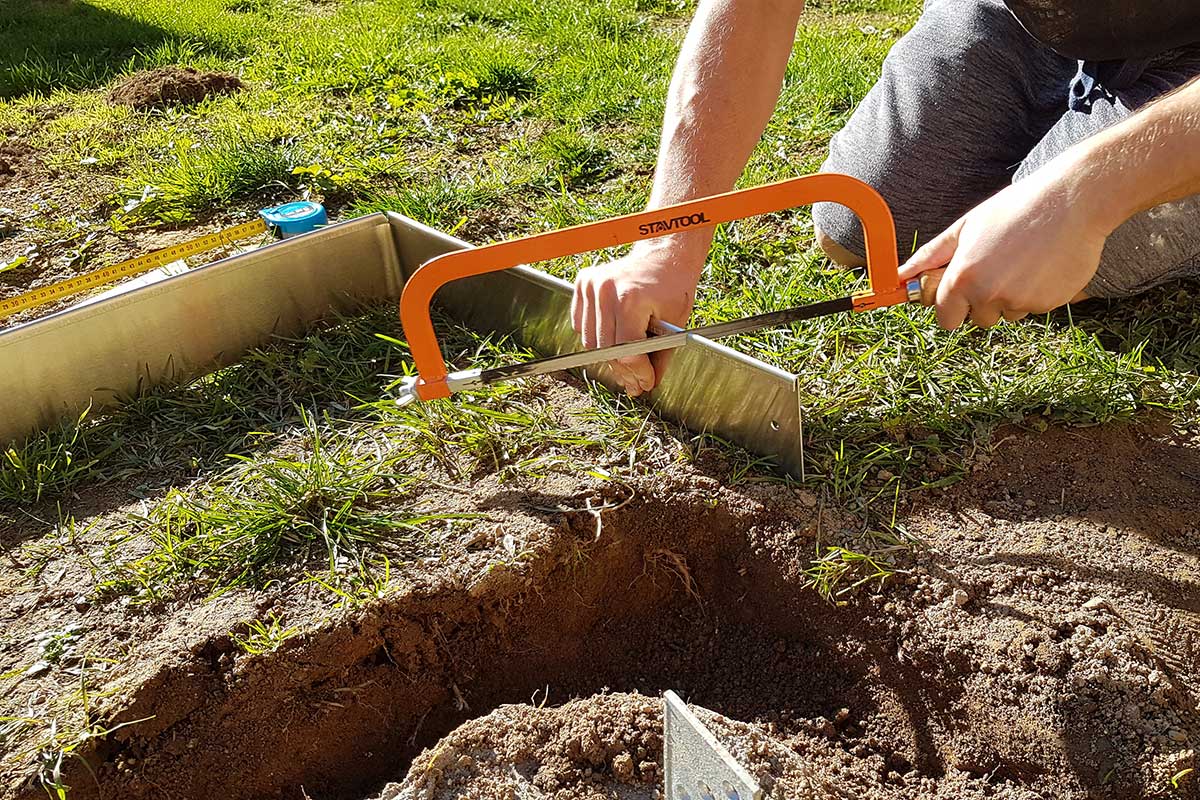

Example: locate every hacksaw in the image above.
[392,173,939,405]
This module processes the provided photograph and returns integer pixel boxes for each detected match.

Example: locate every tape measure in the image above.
[0,218,270,322]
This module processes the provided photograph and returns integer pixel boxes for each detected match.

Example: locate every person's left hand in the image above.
[897,168,1108,329]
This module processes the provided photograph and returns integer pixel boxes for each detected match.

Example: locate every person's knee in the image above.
[812,0,1039,268]
[891,0,1017,68]
[815,225,866,268]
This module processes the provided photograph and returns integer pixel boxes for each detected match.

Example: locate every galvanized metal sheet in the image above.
[0,215,401,445]
[386,212,805,476]
[664,690,762,800]
[0,211,804,478]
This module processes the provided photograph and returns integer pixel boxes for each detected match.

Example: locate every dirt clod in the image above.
[107,67,244,109]
[0,143,34,186]
[380,693,663,800]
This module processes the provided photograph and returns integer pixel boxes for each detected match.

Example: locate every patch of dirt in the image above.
[368,423,1200,800]
[0,143,35,188]
[3,379,1199,800]
[106,67,244,110]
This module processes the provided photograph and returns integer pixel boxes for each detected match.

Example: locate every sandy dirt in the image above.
[3,378,1199,799]
[367,423,1200,800]
[106,67,243,109]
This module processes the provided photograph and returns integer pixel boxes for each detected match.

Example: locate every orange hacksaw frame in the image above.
[398,173,909,403]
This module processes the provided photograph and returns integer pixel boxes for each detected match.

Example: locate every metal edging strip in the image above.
[0,214,401,446]
[0,211,804,479]
[384,212,805,478]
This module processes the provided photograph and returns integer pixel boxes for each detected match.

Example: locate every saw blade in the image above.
[663,690,762,800]
[394,294,853,405]
[480,294,853,384]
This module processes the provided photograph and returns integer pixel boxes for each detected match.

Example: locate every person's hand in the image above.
[897,168,1108,329]
[571,248,701,396]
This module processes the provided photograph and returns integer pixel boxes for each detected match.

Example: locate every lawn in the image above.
[3,0,1200,796]
[3,0,1197,503]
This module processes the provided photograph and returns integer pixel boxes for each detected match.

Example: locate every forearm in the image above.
[1061,77,1200,234]
[638,0,805,269]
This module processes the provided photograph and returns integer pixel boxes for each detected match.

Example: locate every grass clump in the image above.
[804,530,910,603]
[537,128,616,189]
[388,387,606,480]
[0,410,113,504]
[231,613,300,655]
[102,408,471,598]
[122,134,295,221]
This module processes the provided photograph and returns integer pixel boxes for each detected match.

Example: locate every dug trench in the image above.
[31,422,1200,800]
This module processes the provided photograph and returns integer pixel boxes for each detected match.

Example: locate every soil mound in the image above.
[383,692,663,800]
[375,690,1064,800]
[107,67,243,109]
[0,143,34,186]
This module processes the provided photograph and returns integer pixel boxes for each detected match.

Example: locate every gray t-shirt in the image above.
[1005,1,1200,60]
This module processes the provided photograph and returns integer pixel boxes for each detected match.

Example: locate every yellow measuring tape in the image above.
[0,218,270,321]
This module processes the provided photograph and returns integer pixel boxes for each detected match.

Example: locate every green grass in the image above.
[804,528,911,603]
[3,0,1199,510]
[0,0,688,227]
[5,0,1200,574]
[0,2,246,96]
[231,613,300,655]
[1,304,654,605]
[102,407,457,599]
[0,411,110,505]
[124,133,296,222]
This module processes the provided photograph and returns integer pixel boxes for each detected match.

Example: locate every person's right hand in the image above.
[571,249,701,396]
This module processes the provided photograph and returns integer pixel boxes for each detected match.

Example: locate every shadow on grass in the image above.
[0,0,219,97]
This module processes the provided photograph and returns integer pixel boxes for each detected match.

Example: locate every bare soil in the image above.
[0,143,34,187]
[3,384,1199,800]
[368,425,1200,800]
[106,67,243,110]
[0,122,265,328]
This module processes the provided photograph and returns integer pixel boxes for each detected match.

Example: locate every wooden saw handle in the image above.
[918,267,945,306]
[915,267,1090,308]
